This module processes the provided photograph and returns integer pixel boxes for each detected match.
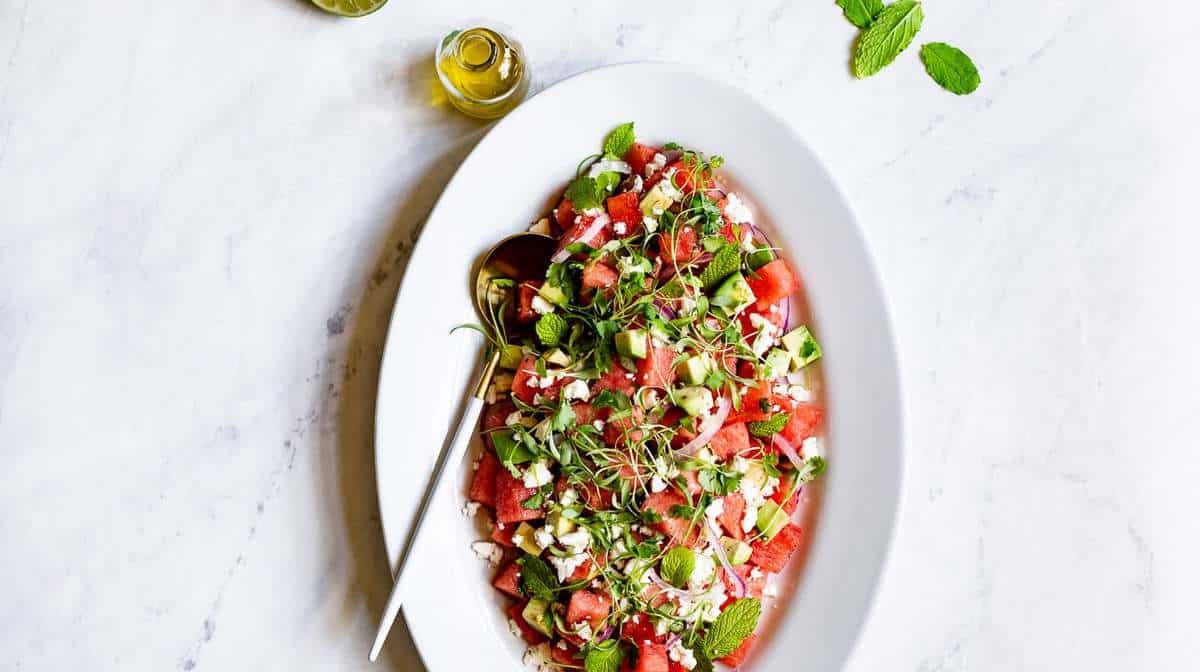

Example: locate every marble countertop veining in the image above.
[1,1,1197,670]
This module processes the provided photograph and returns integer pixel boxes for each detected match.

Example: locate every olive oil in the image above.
[435,27,528,119]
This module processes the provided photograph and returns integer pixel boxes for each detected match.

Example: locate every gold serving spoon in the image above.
[369,231,556,662]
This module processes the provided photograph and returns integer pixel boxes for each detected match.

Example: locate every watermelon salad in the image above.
[466,122,826,672]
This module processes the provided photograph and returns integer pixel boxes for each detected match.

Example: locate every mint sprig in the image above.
[920,42,981,95]
[535,313,567,346]
[660,546,696,587]
[517,554,559,601]
[565,176,601,211]
[702,597,761,659]
[747,413,789,438]
[584,638,624,672]
[602,122,636,160]
[852,0,924,78]
[836,0,883,28]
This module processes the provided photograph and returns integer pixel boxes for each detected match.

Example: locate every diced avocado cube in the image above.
[615,329,648,359]
[639,183,674,217]
[675,386,715,417]
[676,354,713,386]
[538,282,568,307]
[514,522,541,556]
[763,348,792,379]
[756,501,789,540]
[498,344,524,370]
[781,326,822,370]
[720,536,753,566]
[746,246,775,271]
[522,598,554,636]
[547,510,576,537]
[709,273,756,314]
[545,348,571,367]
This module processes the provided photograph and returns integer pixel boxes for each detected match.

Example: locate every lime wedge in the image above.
[310,0,386,17]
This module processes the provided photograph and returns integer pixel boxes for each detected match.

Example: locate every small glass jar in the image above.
[435,26,529,120]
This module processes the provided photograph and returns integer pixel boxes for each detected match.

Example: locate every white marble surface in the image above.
[2,1,1197,670]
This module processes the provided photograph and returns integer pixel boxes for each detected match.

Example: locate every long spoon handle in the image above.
[368,347,500,662]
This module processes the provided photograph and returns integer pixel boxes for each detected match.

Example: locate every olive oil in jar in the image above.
[435,27,529,119]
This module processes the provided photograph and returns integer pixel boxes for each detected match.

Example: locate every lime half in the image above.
[311,0,386,17]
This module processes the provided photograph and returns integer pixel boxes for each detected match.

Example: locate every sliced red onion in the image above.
[665,633,681,650]
[587,158,632,176]
[645,568,703,597]
[777,298,791,331]
[677,397,731,457]
[706,518,745,598]
[595,626,615,642]
[772,433,806,472]
[550,214,611,263]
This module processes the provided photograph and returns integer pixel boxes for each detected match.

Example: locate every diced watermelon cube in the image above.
[510,355,540,404]
[624,142,661,176]
[750,523,803,572]
[558,213,613,257]
[720,565,766,603]
[491,518,516,547]
[566,589,612,629]
[482,400,516,432]
[665,159,713,195]
[583,261,620,290]
[551,641,582,665]
[641,490,696,545]
[603,405,645,446]
[779,404,823,447]
[506,602,548,645]
[604,190,643,229]
[492,561,523,598]
[621,612,661,645]
[725,383,773,424]
[469,450,500,507]
[633,640,669,672]
[708,422,750,461]
[746,259,800,310]
[636,343,678,388]
[737,304,785,339]
[717,633,758,667]
[554,198,575,231]
[494,464,543,524]
[719,491,746,540]
[658,225,698,266]
[592,365,637,398]
[556,477,611,511]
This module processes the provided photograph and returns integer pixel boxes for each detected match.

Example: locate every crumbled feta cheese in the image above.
[789,384,813,402]
[533,418,553,440]
[613,221,627,236]
[646,152,667,178]
[688,552,716,590]
[575,622,594,642]
[763,582,779,598]
[548,552,589,582]
[531,295,555,315]
[562,378,591,401]
[802,436,823,459]
[676,577,726,623]
[557,529,591,554]
[505,410,524,426]
[463,501,480,517]
[731,456,751,474]
[741,230,758,253]
[696,447,717,464]
[529,217,552,235]
[658,172,684,201]
[511,531,527,549]
[522,459,554,488]
[631,175,644,193]
[762,475,780,499]
[592,419,605,431]
[642,215,658,233]
[749,566,764,580]
[508,618,523,638]
[705,497,725,523]
[654,617,669,637]
[582,207,604,217]
[679,295,697,316]
[668,640,698,670]
[650,475,667,493]
[533,526,555,549]
[559,487,580,507]
[742,501,760,534]
[523,643,554,672]
[723,193,753,224]
[471,541,503,566]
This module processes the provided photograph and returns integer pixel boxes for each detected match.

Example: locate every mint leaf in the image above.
[660,546,696,587]
[595,170,621,196]
[747,413,789,438]
[518,554,559,601]
[584,638,624,672]
[550,398,577,431]
[703,597,761,659]
[565,176,601,211]
[535,313,567,346]
[836,0,883,28]
[603,121,636,160]
[920,42,980,95]
[699,245,741,291]
[852,0,924,78]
